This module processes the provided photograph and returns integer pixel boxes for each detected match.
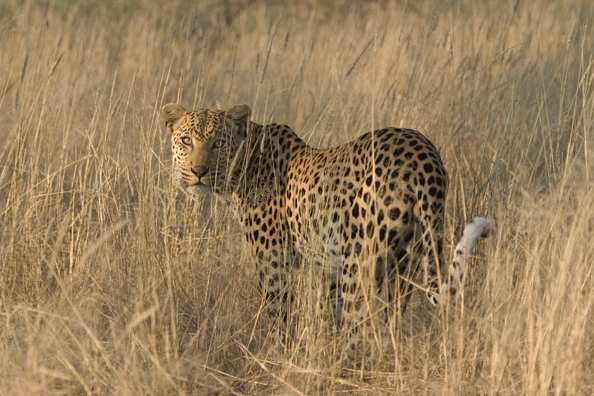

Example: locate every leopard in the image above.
[162,102,492,367]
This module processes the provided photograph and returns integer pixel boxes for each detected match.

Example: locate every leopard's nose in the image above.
[191,166,209,178]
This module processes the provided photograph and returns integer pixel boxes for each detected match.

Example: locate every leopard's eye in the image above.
[181,136,192,146]
[212,139,225,149]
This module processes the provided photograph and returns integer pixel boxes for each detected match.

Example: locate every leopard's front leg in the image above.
[238,203,298,322]
[252,242,296,321]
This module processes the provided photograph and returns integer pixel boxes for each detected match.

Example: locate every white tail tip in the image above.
[451,217,494,283]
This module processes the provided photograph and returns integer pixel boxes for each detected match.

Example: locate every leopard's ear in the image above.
[162,103,188,134]
[224,104,251,136]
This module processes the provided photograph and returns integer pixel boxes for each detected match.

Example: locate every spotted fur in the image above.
[162,103,489,366]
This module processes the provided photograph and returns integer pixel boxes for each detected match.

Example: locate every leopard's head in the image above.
[162,103,251,195]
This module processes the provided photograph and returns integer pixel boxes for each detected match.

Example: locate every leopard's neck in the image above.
[231,122,308,214]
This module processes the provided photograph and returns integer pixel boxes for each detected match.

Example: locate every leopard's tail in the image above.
[449,217,494,286]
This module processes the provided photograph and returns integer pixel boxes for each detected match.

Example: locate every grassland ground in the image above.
[1,0,594,394]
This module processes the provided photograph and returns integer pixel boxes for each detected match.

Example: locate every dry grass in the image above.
[1,0,594,394]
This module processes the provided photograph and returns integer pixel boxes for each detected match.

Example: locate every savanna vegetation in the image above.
[1,0,593,394]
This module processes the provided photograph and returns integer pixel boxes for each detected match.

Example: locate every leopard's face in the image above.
[162,104,251,195]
